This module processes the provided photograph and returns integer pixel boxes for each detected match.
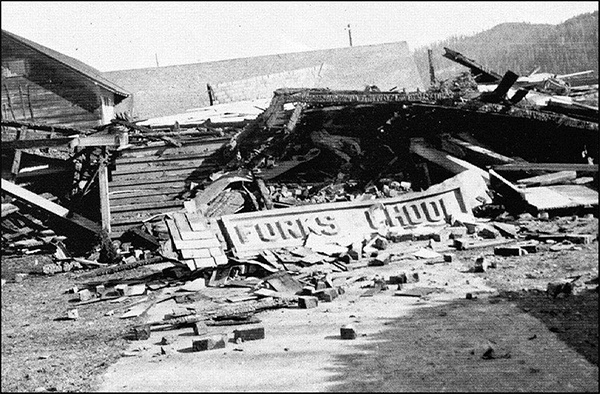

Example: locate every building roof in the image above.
[105,41,425,120]
[2,29,129,99]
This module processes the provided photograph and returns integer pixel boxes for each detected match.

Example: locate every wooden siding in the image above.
[1,37,114,129]
[107,137,230,236]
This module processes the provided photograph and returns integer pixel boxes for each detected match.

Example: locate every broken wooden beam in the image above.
[1,179,101,235]
[1,136,78,150]
[0,120,87,135]
[410,138,490,183]
[492,163,598,173]
[516,171,577,187]
[443,136,515,166]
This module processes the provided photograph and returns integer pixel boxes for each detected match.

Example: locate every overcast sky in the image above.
[2,1,598,72]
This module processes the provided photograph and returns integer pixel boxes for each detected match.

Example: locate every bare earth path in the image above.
[97,246,598,392]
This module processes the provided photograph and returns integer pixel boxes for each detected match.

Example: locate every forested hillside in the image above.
[413,11,598,86]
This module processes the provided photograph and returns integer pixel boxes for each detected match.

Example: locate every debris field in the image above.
[1,47,598,391]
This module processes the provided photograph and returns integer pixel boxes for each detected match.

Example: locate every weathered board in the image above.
[220,185,469,257]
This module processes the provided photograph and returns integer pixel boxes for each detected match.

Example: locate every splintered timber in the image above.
[220,186,469,256]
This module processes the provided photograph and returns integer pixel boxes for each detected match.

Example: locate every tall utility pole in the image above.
[427,49,436,86]
[155,53,159,68]
[347,24,353,47]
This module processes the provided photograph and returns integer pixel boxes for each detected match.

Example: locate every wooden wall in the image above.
[106,137,230,237]
[1,39,107,129]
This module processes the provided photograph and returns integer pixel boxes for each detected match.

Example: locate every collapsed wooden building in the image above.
[1,34,598,271]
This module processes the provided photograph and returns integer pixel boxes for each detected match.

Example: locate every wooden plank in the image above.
[410,138,490,183]
[112,159,211,175]
[99,158,111,232]
[173,237,221,250]
[110,166,216,182]
[109,192,182,205]
[2,136,77,150]
[1,179,100,234]
[186,212,207,232]
[165,217,182,242]
[172,212,191,231]
[74,133,127,147]
[110,200,184,213]
[193,257,216,269]
[180,248,212,259]
[493,163,598,172]
[445,136,515,165]
[108,173,212,188]
[117,138,229,159]
[173,212,211,240]
[115,152,213,165]
[517,171,577,187]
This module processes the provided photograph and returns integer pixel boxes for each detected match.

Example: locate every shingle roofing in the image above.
[2,29,129,99]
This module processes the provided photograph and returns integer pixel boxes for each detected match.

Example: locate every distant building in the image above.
[105,41,425,121]
[1,30,129,129]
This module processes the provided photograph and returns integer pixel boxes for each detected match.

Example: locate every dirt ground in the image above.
[2,235,598,392]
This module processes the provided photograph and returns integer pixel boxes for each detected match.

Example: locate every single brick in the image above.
[453,239,469,250]
[313,288,338,302]
[431,229,451,243]
[373,237,388,250]
[449,226,468,239]
[477,225,500,239]
[340,324,357,340]
[298,296,318,309]
[368,253,390,266]
[443,254,454,262]
[78,289,93,301]
[389,273,407,285]
[300,286,315,296]
[494,246,525,256]
[519,243,539,253]
[565,234,594,244]
[473,257,486,273]
[66,309,79,320]
[233,327,265,342]
[192,334,227,351]
[14,273,28,283]
[132,324,151,340]
[193,321,209,336]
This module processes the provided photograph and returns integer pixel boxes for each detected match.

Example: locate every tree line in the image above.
[413,11,598,86]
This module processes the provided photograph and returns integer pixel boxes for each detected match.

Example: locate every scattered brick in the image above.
[494,246,526,256]
[233,327,265,342]
[368,253,390,266]
[193,321,208,336]
[14,273,28,283]
[298,296,318,309]
[473,257,486,272]
[192,334,227,351]
[66,309,79,320]
[477,225,500,239]
[313,288,338,302]
[389,273,408,285]
[449,227,467,239]
[340,324,357,340]
[78,289,93,301]
[132,324,151,340]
